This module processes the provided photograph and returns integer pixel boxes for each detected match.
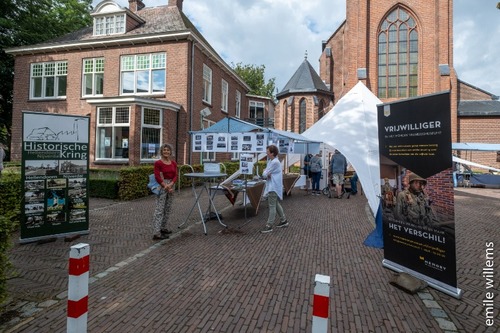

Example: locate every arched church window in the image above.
[299,98,307,133]
[318,99,325,120]
[283,101,288,131]
[378,7,418,98]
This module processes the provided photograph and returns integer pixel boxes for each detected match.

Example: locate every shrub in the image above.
[0,172,22,305]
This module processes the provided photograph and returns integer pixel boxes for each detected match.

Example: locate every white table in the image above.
[179,172,227,235]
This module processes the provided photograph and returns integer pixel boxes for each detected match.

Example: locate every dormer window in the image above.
[91,0,143,36]
[94,14,125,36]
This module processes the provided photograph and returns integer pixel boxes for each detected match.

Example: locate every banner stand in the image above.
[383,259,463,299]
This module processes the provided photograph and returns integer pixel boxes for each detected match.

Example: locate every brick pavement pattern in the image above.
[2,187,499,332]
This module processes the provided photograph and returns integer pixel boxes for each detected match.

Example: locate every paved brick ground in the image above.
[1,186,499,332]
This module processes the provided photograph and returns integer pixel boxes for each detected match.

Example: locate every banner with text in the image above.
[378,92,461,298]
[21,112,90,243]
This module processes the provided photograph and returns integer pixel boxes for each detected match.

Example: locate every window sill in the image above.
[94,159,129,165]
[81,95,104,99]
[29,97,67,102]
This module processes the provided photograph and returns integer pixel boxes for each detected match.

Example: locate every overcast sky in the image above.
[93,0,500,97]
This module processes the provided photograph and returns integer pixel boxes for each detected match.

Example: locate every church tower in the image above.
[275,55,334,133]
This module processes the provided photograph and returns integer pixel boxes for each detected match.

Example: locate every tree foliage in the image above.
[0,0,93,153]
[232,62,276,99]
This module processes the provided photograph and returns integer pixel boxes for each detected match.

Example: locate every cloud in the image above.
[453,0,500,95]
[94,0,499,96]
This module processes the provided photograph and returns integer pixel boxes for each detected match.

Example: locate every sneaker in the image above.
[276,220,289,228]
[260,225,273,233]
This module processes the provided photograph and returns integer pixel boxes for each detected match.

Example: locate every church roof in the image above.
[276,59,333,98]
[458,100,500,116]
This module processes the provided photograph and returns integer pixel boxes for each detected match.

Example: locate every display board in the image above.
[240,154,255,175]
[192,132,268,153]
[20,112,90,243]
[378,92,461,298]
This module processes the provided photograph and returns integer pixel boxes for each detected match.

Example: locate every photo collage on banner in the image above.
[21,112,90,243]
[192,132,268,153]
[377,92,462,298]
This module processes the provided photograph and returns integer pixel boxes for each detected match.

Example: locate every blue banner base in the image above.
[364,203,384,248]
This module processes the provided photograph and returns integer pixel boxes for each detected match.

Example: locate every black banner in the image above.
[21,112,90,243]
[378,92,461,297]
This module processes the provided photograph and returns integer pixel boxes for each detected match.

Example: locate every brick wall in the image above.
[10,38,250,167]
[458,81,493,100]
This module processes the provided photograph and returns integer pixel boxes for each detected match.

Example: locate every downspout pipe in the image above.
[188,39,195,165]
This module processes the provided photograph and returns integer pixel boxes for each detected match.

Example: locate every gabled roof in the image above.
[196,117,263,133]
[4,2,250,91]
[458,100,500,116]
[276,59,333,98]
[458,79,499,100]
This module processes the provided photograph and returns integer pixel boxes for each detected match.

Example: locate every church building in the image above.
[275,0,500,169]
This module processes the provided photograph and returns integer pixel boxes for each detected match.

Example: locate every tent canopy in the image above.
[193,116,321,147]
[301,82,383,216]
[195,117,262,133]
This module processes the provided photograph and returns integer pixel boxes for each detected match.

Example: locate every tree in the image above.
[232,63,276,99]
[0,0,93,155]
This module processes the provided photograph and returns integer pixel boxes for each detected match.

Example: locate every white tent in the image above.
[453,155,500,173]
[301,82,383,216]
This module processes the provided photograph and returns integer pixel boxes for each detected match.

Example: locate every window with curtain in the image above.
[30,61,67,99]
[96,106,130,159]
[203,64,212,104]
[120,53,166,95]
[378,7,418,98]
[141,107,162,160]
[83,58,104,97]
[235,90,241,118]
[221,79,228,113]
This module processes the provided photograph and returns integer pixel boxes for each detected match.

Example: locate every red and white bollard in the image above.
[312,274,330,333]
[67,243,90,333]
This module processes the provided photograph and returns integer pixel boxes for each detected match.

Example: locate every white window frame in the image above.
[82,58,104,97]
[94,14,126,36]
[141,107,163,160]
[221,79,228,113]
[235,90,241,118]
[203,64,212,104]
[120,53,166,95]
[95,106,130,160]
[231,152,239,161]
[30,61,68,100]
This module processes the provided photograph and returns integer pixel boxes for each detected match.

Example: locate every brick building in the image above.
[275,0,500,170]
[6,0,273,167]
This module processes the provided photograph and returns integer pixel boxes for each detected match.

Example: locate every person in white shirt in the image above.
[261,145,288,233]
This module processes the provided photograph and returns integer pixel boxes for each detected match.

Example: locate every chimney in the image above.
[168,0,183,11]
[129,0,145,12]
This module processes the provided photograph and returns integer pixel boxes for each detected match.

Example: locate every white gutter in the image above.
[86,96,182,111]
[5,31,250,91]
